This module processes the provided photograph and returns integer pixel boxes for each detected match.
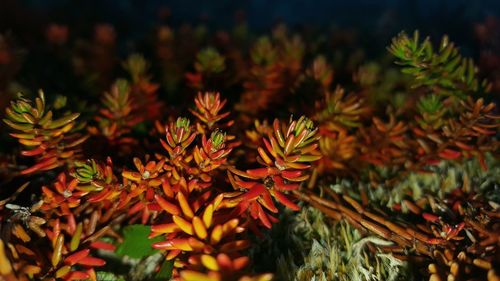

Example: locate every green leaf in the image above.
[45,113,80,129]
[153,259,174,281]
[388,30,489,99]
[115,225,163,259]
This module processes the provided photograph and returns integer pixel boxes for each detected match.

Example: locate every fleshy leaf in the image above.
[115,225,163,259]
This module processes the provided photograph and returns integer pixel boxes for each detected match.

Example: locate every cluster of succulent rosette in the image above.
[1,87,320,281]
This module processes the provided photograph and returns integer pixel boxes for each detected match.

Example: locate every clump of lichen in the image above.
[274,207,412,281]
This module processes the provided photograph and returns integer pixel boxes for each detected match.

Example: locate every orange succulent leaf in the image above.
[4,91,87,174]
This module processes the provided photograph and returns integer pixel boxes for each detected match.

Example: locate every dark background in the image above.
[1,0,499,103]
[1,0,499,52]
